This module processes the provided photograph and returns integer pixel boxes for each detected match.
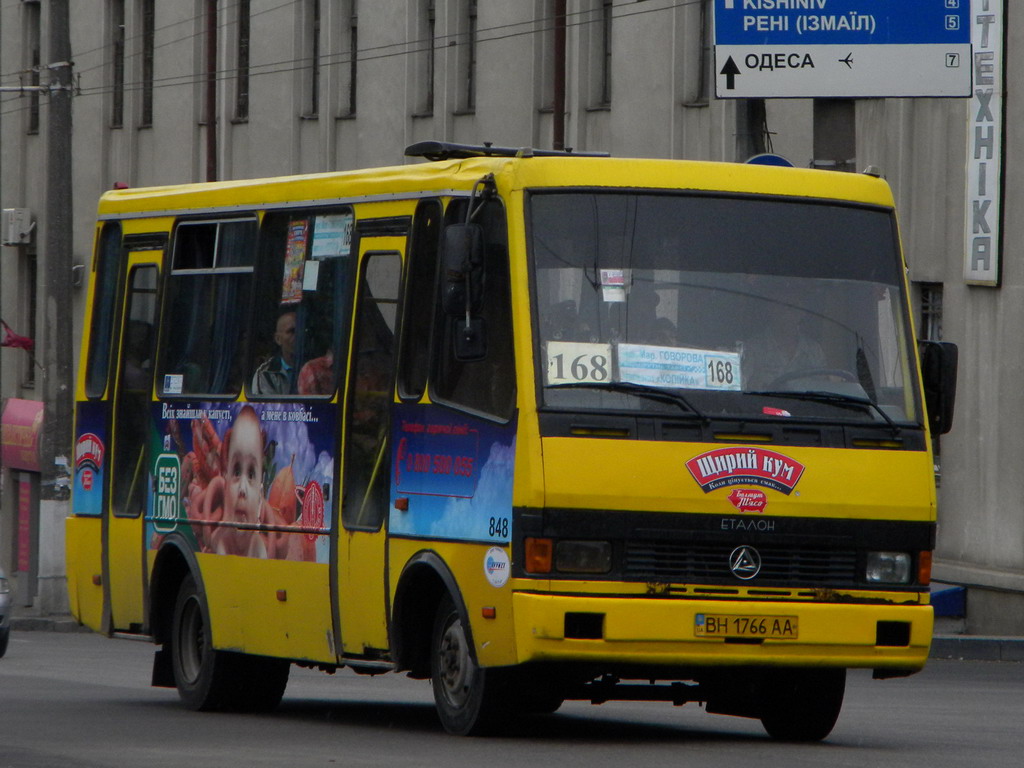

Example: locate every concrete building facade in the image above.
[1,1,1021,631]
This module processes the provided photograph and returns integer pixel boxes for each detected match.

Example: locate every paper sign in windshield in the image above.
[545,341,614,385]
[618,344,741,391]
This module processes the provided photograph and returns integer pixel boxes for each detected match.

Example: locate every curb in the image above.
[929,635,1024,663]
[10,615,90,633]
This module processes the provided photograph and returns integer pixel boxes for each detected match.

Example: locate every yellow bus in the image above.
[67,142,957,740]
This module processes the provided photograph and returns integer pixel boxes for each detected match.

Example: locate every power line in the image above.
[2,0,708,118]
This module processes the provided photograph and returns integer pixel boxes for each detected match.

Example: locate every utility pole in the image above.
[735,98,768,161]
[38,0,74,611]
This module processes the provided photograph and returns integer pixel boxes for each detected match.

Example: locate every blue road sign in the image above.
[746,153,795,167]
[714,0,972,98]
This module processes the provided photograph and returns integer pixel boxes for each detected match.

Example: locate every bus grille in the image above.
[622,541,859,586]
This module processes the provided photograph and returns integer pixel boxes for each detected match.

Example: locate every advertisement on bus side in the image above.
[149,401,335,563]
[389,403,516,544]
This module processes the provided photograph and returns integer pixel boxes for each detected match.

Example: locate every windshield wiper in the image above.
[548,381,708,422]
[749,389,901,435]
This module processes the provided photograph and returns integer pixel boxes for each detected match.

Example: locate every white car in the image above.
[0,567,11,657]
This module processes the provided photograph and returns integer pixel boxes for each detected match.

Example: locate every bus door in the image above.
[105,256,161,632]
[337,238,404,658]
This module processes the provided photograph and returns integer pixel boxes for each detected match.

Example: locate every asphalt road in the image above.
[1,630,1021,768]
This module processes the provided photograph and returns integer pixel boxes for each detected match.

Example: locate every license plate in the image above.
[695,614,799,639]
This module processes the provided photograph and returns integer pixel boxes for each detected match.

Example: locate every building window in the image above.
[415,0,436,115]
[201,0,217,129]
[303,0,321,117]
[347,4,359,116]
[334,1,358,117]
[235,0,251,121]
[139,0,155,126]
[919,283,944,341]
[598,0,612,107]
[111,0,126,128]
[26,0,41,134]
[537,0,556,112]
[457,0,478,113]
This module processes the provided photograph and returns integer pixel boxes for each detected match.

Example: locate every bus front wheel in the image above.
[759,668,846,742]
[430,595,504,735]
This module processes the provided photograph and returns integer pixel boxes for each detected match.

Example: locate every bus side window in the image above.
[112,266,160,518]
[397,200,442,400]
[430,199,516,421]
[158,219,256,397]
[249,210,354,398]
[85,222,124,399]
[343,252,401,530]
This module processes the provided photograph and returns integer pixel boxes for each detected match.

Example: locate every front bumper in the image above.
[512,591,933,671]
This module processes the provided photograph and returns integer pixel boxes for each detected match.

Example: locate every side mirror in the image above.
[919,340,958,435]
[441,223,484,317]
[454,316,487,362]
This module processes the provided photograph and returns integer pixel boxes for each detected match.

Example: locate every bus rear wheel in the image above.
[430,595,505,735]
[759,668,846,742]
[170,574,289,712]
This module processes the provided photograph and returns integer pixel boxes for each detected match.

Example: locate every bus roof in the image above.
[96,152,895,219]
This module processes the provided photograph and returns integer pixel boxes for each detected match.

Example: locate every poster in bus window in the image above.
[311,213,353,259]
[149,401,335,563]
[281,219,309,304]
[389,403,516,544]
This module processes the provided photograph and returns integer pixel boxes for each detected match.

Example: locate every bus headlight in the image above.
[555,540,612,574]
[866,551,912,584]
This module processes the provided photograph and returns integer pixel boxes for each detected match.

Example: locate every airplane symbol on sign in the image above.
[839,53,854,69]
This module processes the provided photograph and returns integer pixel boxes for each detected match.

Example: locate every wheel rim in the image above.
[177,594,205,685]
[437,615,474,709]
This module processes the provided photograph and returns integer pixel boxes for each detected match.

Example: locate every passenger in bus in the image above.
[546,299,587,341]
[251,310,297,395]
[298,349,335,395]
[122,320,153,390]
[627,281,677,346]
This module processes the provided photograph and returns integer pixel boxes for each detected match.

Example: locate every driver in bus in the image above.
[251,310,297,395]
[744,298,827,390]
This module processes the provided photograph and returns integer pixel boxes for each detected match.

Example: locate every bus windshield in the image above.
[529,191,921,427]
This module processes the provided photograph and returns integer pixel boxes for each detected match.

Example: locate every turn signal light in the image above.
[524,537,553,574]
[918,550,933,586]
